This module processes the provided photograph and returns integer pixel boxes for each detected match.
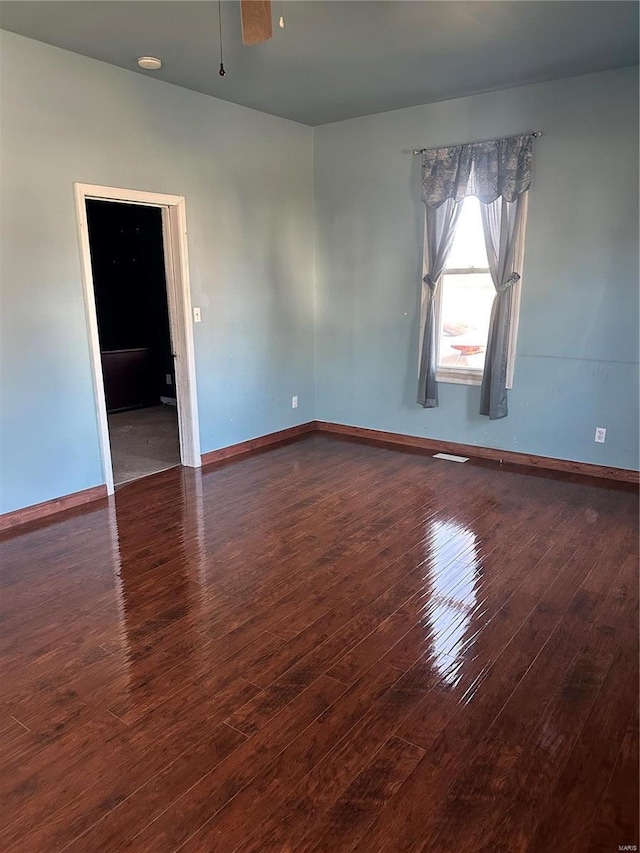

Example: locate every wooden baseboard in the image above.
[314,421,639,484]
[201,422,316,467]
[2,423,313,532]
[4,418,635,532]
[0,484,109,532]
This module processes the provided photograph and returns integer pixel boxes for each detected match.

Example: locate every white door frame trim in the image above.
[74,183,201,495]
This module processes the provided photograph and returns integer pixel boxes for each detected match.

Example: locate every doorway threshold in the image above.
[114,461,181,489]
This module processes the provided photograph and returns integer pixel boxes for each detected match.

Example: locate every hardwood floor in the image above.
[1,435,637,852]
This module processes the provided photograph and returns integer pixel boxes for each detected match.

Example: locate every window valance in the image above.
[421,134,534,208]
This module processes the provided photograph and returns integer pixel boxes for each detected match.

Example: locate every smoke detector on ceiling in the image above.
[137,56,162,70]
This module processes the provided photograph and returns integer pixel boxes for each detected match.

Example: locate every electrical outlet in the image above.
[594,427,606,443]
[165,374,172,386]
[291,395,298,409]
[193,306,201,323]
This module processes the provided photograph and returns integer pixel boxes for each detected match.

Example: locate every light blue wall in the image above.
[313,67,639,471]
[1,35,638,516]
[0,31,315,513]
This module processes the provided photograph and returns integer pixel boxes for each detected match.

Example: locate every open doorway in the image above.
[76,184,201,494]
[86,200,179,485]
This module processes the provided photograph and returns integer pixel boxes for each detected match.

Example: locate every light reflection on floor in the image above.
[422,517,481,686]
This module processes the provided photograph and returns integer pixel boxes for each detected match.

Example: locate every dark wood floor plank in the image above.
[59,722,248,853]
[408,545,636,853]
[126,674,347,851]
[524,646,637,853]
[105,630,284,726]
[351,533,630,852]
[0,435,636,853]
[524,594,639,852]
[298,735,425,853]
[472,552,639,853]
[178,662,403,852]
[1,676,260,850]
[587,713,639,853]
[393,499,625,753]
[229,664,444,852]
[224,572,433,736]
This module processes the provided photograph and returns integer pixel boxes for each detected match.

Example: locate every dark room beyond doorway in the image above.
[86,200,180,485]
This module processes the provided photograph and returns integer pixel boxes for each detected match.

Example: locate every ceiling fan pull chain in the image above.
[218,0,226,76]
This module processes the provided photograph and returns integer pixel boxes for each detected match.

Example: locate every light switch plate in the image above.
[193,307,201,323]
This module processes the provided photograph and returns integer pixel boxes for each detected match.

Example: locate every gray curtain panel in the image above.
[417,132,534,414]
[417,197,462,408]
[479,195,526,419]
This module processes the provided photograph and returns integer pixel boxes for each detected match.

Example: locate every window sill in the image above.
[436,369,482,387]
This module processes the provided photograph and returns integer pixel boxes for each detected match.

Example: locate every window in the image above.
[435,196,525,387]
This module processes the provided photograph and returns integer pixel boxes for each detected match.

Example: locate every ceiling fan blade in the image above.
[240,0,273,45]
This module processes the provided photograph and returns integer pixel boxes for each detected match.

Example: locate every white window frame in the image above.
[433,193,528,389]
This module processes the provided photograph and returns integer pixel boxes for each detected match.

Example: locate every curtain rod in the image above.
[413,130,542,155]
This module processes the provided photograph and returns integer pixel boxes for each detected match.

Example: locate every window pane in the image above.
[446,196,488,269]
[438,272,495,372]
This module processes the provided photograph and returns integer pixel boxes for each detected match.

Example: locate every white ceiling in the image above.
[1,1,638,125]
